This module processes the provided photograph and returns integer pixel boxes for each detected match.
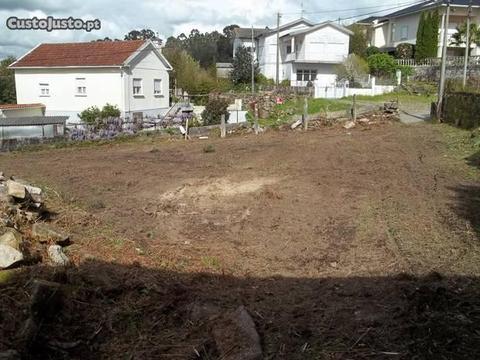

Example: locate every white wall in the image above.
[303,27,349,63]
[122,49,170,119]
[391,13,420,47]
[14,68,123,122]
[257,22,312,81]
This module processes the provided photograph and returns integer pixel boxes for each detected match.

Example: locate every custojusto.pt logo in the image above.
[6,16,101,32]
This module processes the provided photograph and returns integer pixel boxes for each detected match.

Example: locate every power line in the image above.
[280,0,425,16]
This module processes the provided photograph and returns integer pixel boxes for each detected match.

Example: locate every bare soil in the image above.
[1,119,480,359]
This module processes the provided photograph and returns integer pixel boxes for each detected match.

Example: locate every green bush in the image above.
[100,103,121,118]
[396,65,414,79]
[257,74,274,86]
[79,106,101,125]
[395,43,414,59]
[280,79,291,87]
[201,98,230,125]
[366,46,380,57]
[368,53,397,77]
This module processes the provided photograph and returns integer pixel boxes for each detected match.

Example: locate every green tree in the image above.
[416,11,439,60]
[0,56,16,104]
[348,24,368,58]
[367,53,397,77]
[230,46,259,85]
[163,47,216,96]
[335,54,369,85]
[415,12,426,61]
[124,29,160,44]
[451,22,480,56]
[164,25,239,68]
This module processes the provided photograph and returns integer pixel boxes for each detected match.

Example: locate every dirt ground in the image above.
[1,119,480,359]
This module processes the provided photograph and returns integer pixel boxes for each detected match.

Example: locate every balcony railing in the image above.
[396,56,480,67]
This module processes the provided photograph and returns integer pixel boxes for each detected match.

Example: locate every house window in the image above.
[153,79,162,95]
[286,44,292,54]
[133,78,143,95]
[400,25,408,41]
[296,70,317,82]
[39,83,50,96]
[75,78,86,95]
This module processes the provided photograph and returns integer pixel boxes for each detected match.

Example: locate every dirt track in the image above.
[1,120,480,359]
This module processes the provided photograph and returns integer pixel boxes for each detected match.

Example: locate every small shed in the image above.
[0,103,45,118]
[0,116,68,139]
[216,63,233,79]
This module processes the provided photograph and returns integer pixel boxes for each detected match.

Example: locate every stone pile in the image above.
[0,174,70,270]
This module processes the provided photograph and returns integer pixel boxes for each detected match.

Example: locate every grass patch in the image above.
[203,144,215,153]
[259,91,433,127]
[201,256,221,270]
[435,123,480,181]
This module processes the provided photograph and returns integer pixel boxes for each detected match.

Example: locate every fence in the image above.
[314,77,396,99]
[396,56,480,67]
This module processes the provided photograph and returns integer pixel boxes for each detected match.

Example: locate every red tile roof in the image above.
[0,103,45,110]
[11,40,145,68]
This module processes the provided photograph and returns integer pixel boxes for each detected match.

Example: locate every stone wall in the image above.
[442,92,480,129]
[413,65,480,82]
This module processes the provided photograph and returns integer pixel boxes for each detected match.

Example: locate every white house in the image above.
[233,19,353,87]
[357,0,480,57]
[9,40,172,122]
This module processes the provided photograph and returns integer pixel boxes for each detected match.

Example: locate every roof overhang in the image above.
[123,40,173,71]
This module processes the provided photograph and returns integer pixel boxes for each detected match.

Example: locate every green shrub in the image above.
[396,65,414,80]
[366,46,380,57]
[280,79,291,87]
[203,144,215,153]
[100,103,121,118]
[257,74,274,86]
[368,53,397,77]
[395,43,414,59]
[79,106,101,125]
[201,98,230,125]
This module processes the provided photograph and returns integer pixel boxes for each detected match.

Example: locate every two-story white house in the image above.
[357,0,480,57]
[9,40,172,122]
[233,19,353,87]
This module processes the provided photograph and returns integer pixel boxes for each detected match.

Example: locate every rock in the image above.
[0,230,22,250]
[0,245,23,269]
[47,245,70,266]
[25,185,43,204]
[0,350,20,360]
[6,180,26,200]
[358,118,369,124]
[32,223,70,245]
[212,306,262,360]
[290,119,302,129]
[343,121,356,130]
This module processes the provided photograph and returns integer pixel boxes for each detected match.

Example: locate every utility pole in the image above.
[437,0,451,120]
[276,12,281,87]
[463,0,472,88]
[251,26,255,94]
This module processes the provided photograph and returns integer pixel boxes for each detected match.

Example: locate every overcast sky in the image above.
[0,0,408,58]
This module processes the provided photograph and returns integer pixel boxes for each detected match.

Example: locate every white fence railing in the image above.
[314,77,396,99]
[396,56,480,67]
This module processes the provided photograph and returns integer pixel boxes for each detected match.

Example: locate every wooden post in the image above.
[254,103,259,135]
[220,114,226,138]
[185,117,189,140]
[41,125,45,138]
[302,97,309,131]
[352,94,357,122]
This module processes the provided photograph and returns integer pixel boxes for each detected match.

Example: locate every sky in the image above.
[0,0,413,59]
